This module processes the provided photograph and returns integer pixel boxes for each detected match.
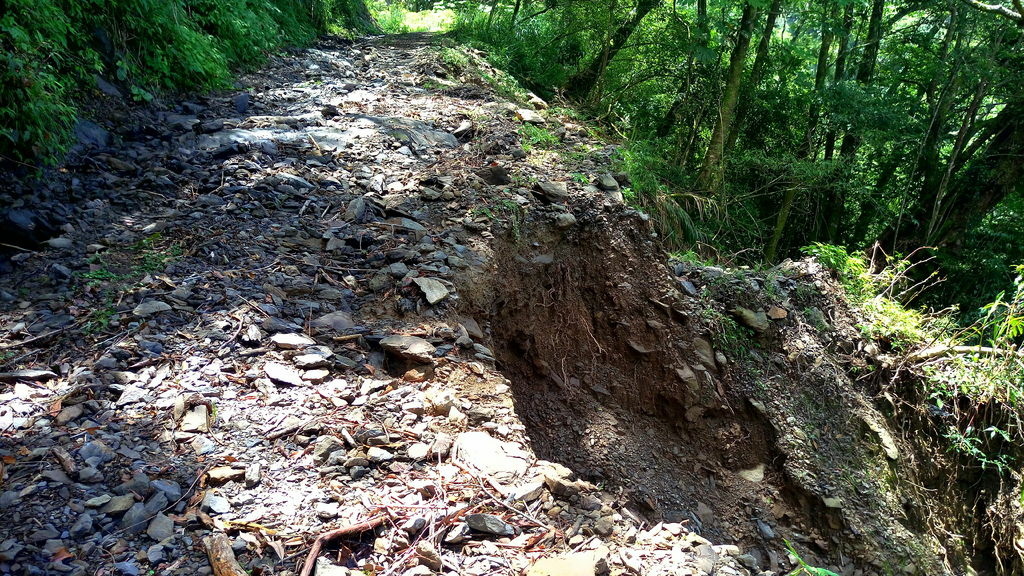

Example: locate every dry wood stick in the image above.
[203,532,248,576]
[299,515,387,576]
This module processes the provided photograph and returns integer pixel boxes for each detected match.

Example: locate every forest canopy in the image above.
[432,0,1024,316]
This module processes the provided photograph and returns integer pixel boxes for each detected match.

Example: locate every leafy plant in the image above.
[784,540,840,576]
[518,123,559,151]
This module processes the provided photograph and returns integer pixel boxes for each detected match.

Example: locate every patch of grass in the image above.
[801,243,939,351]
[84,297,118,334]
[518,123,559,152]
[439,46,471,72]
[77,234,183,333]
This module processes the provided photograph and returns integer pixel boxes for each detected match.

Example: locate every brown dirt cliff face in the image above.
[465,200,965,574]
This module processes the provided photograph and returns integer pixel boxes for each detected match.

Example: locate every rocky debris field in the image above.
[0,34,960,576]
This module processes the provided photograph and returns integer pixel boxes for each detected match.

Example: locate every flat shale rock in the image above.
[265,362,304,386]
[380,335,435,363]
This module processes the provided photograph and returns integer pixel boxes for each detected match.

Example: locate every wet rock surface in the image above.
[0,33,950,576]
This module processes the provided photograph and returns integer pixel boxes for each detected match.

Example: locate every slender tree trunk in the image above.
[823,3,854,161]
[565,0,658,101]
[767,4,833,262]
[510,0,523,27]
[878,97,1024,251]
[766,187,797,263]
[823,0,884,240]
[694,2,759,195]
[838,0,885,160]
[725,0,782,152]
[486,0,501,32]
[803,4,836,159]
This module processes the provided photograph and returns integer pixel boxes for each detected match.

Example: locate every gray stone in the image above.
[294,354,329,369]
[416,541,443,570]
[313,436,346,464]
[114,561,141,576]
[754,518,776,540]
[75,119,111,148]
[263,316,300,333]
[596,174,620,191]
[233,93,251,113]
[151,479,182,502]
[133,300,172,317]
[146,513,174,541]
[389,262,410,277]
[0,539,24,561]
[466,513,515,536]
[101,494,136,515]
[453,431,529,484]
[201,492,231,515]
[143,491,168,515]
[115,471,154,497]
[555,213,576,229]
[69,513,93,538]
[121,502,150,534]
[180,405,210,432]
[412,277,449,304]
[147,544,166,563]
[270,333,315,349]
[78,466,103,483]
[516,109,545,124]
[46,237,74,249]
[380,335,435,363]
[732,306,769,333]
[407,442,430,460]
[79,440,116,464]
[85,494,112,508]
[265,362,304,386]
[245,463,262,488]
[367,447,394,463]
[310,311,354,331]
[533,181,569,203]
[315,502,341,519]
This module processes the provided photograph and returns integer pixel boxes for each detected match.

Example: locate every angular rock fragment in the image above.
[380,335,435,363]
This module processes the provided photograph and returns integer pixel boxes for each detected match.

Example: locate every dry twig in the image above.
[299,515,388,576]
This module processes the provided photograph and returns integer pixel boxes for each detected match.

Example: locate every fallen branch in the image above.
[908,345,1024,362]
[299,515,387,576]
[203,532,248,576]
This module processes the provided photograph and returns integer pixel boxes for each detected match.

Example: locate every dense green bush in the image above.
[0,0,370,165]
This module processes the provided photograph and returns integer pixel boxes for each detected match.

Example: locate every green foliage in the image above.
[369,0,454,33]
[801,243,871,302]
[0,0,369,164]
[784,540,840,576]
[613,139,716,248]
[518,123,558,151]
[802,243,935,351]
[921,266,1024,474]
[450,5,579,90]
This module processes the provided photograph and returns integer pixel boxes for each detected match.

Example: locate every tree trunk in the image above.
[803,4,835,159]
[767,4,833,262]
[510,0,523,27]
[838,0,885,160]
[823,3,854,161]
[564,0,659,101]
[694,2,759,195]
[725,0,782,152]
[878,96,1024,251]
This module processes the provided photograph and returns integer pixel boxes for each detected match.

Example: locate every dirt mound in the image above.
[458,200,977,574]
